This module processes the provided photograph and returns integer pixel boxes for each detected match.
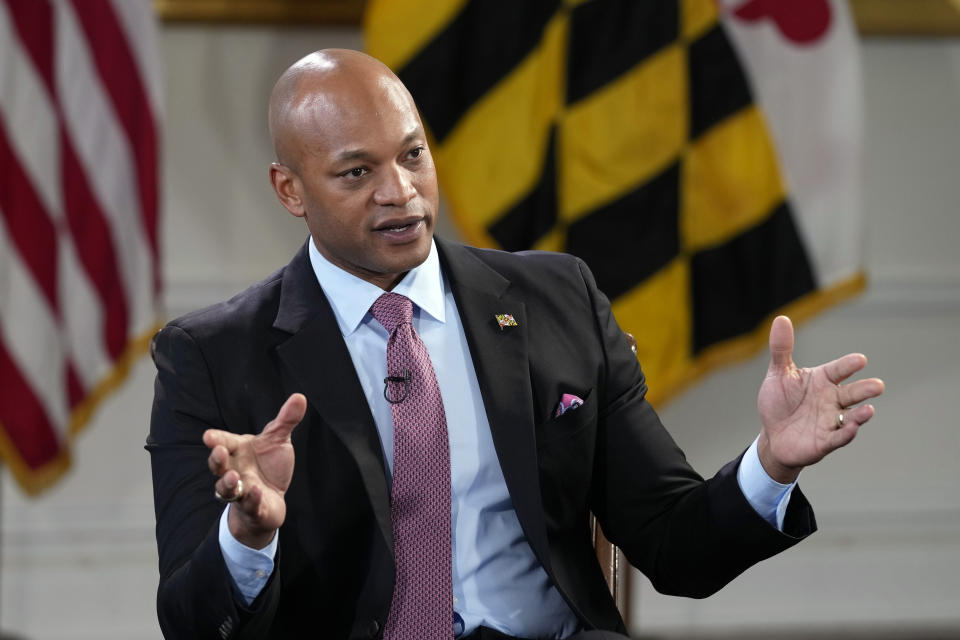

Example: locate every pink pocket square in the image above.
[554,393,584,418]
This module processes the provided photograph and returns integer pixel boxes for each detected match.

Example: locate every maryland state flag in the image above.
[366,0,863,406]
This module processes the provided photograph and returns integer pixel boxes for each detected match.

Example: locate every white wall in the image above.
[1,26,958,640]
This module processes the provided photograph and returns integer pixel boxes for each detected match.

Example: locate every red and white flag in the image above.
[0,0,162,494]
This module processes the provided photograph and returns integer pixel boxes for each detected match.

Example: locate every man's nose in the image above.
[373,165,417,206]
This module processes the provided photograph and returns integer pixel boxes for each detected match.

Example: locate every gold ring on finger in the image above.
[214,478,244,503]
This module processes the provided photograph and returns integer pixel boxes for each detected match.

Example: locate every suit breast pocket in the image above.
[535,388,596,447]
[535,388,596,526]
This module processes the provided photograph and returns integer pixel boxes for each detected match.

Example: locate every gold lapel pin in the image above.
[495,313,518,330]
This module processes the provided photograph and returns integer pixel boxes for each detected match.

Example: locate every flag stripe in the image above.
[66,363,85,410]
[67,0,160,294]
[0,121,60,315]
[566,0,678,105]
[688,23,753,139]
[399,1,559,143]
[0,0,62,219]
[432,12,567,233]
[61,138,130,359]
[560,44,686,221]
[682,0,720,40]
[0,215,68,435]
[364,0,468,71]
[690,203,815,352]
[567,162,681,300]
[56,1,155,335]
[0,340,60,467]
[107,0,164,119]
[58,237,112,392]
[2,0,53,89]
[488,127,558,252]
[610,257,692,388]
[681,105,787,252]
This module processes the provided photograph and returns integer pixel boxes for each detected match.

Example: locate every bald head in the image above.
[268,49,417,172]
[266,48,439,290]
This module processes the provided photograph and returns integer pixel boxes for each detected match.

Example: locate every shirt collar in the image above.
[307,238,446,337]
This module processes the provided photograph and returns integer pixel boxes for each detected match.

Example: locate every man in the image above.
[147,49,884,640]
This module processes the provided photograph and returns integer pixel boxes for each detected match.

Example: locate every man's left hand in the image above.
[756,316,885,484]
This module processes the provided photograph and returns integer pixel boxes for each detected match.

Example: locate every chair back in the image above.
[588,331,638,623]
[590,514,629,622]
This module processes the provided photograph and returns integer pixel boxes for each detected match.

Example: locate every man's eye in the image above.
[345,167,366,178]
[408,147,423,159]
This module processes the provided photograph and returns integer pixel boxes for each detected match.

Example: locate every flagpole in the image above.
[0,468,27,640]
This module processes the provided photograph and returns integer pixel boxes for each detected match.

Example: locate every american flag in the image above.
[0,0,162,494]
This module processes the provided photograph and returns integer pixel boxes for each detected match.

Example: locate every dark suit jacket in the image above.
[147,237,815,640]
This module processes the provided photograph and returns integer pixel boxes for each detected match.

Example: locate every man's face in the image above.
[278,76,439,290]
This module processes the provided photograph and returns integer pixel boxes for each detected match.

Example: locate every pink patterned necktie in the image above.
[369,292,452,639]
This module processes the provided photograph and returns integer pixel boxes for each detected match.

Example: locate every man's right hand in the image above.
[203,393,307,549]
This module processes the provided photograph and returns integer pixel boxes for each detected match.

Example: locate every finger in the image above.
[827,419,860,450]
[823,352,868,385]
[224,481,262,512]
[829,403,874,447]
[207,444,231,476]
[243,483,263,516]
[837,377,885,408]
[223,481,267,522]
[203,428,241,453]
[214,468,243,501]
[261,393,307,441]
[848,403,876,426]
[768,316,794,369]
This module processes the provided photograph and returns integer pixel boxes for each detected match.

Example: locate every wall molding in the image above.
[630,507,960,633]
[152,0,960,37]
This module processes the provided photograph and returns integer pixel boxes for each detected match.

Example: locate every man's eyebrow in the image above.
[334,148,372,163]
[333,131,425,164]
[400,131,423,147]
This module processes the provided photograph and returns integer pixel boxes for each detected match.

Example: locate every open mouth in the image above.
[374,218,424,236]
[381,222,416,233]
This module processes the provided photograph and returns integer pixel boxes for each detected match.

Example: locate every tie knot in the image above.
[370,292,413,334]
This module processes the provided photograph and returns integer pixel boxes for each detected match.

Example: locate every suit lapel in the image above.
[273,243,393,551]
[436,238,552,572]
[269,239,552,572]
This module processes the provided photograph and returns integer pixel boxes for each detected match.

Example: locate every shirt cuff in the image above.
[218,504,278,605]
[737,436,797,531]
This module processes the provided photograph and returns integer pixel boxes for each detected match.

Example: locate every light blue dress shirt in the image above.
[219,238,796,637]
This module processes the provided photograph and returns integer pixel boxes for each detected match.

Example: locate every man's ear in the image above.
[270,162,305,218]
